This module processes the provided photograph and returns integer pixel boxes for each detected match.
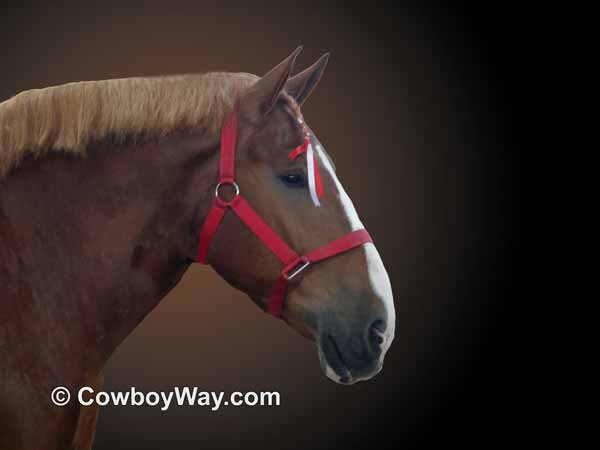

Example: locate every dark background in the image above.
[1,2,518,448]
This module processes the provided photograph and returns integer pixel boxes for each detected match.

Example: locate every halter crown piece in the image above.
[196,103,373,318]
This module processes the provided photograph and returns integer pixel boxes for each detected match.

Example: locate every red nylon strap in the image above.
[219,104,238,183]
[230,196,298,264]
[306,229,372,263]
[197,199,228,264]
[197,108,372,318]
[196,105,239,263]
[266,230,372,317]
[313,153,324,198]
[288,138,309,160]
[266,277,290,317]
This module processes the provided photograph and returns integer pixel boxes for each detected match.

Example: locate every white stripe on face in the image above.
[306,142,321,207]
[313,142,396,373]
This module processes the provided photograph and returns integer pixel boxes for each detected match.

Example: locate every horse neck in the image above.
[0,129,219,375]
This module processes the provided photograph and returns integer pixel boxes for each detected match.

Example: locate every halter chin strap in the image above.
[196,104,372,318]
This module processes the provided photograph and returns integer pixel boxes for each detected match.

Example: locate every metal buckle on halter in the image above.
[282,257,310,281]
[215,181,240,200]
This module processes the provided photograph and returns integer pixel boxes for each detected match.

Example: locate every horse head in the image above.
[203,48,395,384]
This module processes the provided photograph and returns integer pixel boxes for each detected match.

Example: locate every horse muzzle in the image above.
[317,317,390,385]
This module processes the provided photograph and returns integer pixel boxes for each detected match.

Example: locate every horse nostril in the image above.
[368,319,386,349]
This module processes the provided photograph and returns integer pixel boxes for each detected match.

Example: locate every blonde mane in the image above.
[0,72,259,178]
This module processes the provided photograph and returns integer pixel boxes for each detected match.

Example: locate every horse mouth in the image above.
[318,334,354,384]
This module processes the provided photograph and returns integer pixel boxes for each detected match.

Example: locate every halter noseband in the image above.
[196,104,372,318]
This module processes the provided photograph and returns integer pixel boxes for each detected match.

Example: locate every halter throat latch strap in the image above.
[196,104,372,318]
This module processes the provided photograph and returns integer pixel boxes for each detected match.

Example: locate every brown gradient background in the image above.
[1,2,516,449]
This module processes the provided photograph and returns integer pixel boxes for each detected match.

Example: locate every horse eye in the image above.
[279,174,306,188]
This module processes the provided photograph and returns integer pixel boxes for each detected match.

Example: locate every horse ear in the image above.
[240,47,302,121]
[285,52,330,106]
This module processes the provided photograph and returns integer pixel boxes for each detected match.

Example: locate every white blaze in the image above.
[314,143,396,378]
[306,142,321,207]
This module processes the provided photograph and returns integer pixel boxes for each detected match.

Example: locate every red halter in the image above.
[196,104,372,318]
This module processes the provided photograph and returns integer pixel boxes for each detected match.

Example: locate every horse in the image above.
[0,47,395,450]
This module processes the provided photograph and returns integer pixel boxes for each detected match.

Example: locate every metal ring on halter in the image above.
[286,260,310,280]
[282,258,311,281]
[215,181,240,199]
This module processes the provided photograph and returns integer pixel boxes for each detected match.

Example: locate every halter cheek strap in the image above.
[196,104,372,318]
